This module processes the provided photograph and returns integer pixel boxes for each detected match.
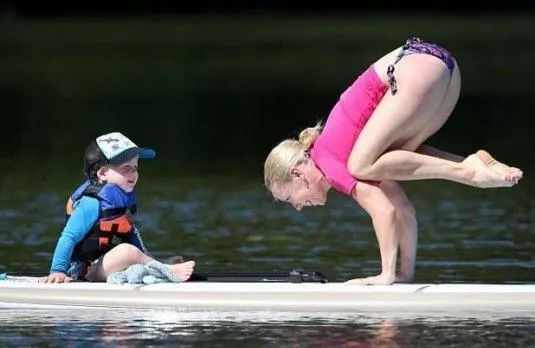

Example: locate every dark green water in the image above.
[1,176,534,283]
[1,14,534,348]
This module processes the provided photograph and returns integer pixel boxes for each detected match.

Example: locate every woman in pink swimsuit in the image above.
[264,37,523,285]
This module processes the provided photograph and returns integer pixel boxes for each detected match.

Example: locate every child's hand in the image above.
[40,272,72,284]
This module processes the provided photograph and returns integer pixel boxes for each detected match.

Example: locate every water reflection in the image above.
[1,309,535,347]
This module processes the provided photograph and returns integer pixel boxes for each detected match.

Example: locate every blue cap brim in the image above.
[109,147,156,164]
[138,148,156,159]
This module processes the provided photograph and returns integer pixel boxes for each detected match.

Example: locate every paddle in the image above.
[188,269,329,283]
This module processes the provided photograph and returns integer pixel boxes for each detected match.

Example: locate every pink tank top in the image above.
[310,65,388,196]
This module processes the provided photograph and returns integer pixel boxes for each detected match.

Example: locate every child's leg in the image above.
[86,244,195,282]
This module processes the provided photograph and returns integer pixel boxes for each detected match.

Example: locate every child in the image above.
[41,132,195,283]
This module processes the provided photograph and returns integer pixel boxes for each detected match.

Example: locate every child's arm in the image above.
[44,196,100,283]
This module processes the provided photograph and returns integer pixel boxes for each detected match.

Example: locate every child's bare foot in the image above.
[462,153,515,188]
[476,150,523,184]
[169,260,195,282]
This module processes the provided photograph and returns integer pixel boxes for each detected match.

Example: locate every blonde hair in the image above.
[264,122,323,190]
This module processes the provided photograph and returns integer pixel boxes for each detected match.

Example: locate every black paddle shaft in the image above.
[188,269,329,283]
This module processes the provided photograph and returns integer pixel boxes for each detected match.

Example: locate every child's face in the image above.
[97,156,139,192]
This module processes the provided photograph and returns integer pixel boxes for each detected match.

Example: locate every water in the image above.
[0,173,534,346]
[1,309,535,347]
[1,176,534,283]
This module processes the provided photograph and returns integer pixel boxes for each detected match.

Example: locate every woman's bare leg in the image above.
[408,68,523,182]
[410,68,521,182]
[347,56,521,187]
[416,144,464,162]
[399,62,462,160]
[408,64,521,182]
[417,146,521,184]
[86,244,195,282]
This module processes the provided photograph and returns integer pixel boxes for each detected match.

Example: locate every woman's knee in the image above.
[348,160,375,180]
[347,161,363,179]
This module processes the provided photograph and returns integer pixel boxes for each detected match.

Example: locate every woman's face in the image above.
[271,163,328,211]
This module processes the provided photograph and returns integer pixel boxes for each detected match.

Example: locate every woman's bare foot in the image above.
[345,273,395,285]
[476,150,523,184]
[395,272,413,284]
[462,153,517,188]
[169,260,195,282]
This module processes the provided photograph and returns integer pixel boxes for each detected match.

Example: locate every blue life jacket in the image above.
[65,180,137,263]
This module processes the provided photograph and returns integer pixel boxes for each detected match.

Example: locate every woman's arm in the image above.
[377,181,418,283]
[347,181,399,285]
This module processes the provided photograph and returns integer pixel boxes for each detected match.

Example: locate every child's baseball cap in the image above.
[83,132,155,180]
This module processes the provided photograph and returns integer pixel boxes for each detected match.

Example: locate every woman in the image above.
[264,37,523,285]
